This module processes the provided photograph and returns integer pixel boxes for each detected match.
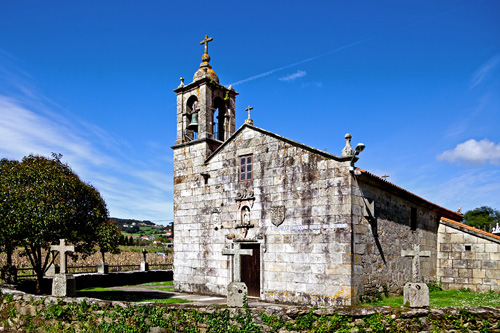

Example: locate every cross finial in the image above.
[246,106,253,119]
[200,34,213,54]
[245,106,254,125]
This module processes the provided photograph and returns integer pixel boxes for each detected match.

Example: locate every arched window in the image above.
[186,96,199,139]
[213,97,225,141]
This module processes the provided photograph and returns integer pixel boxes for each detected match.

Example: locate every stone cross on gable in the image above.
[222,243,252,282]
[51,239,75,274]
[401,244,430,282]
[246,105,253,120]
[245,106,254,125]
[200,34,213,54]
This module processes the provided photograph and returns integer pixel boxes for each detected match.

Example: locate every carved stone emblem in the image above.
[271,206,285,226]
[236,189,254,201]
[236,189,255,209]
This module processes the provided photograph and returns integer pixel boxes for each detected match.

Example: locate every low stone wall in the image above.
[16,270,173,294]
[1,288,500,332]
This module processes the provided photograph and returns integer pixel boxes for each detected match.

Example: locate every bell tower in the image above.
[173,35,238,155]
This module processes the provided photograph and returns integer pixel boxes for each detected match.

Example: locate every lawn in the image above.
[77,283,188,304]
[364,288,500,307]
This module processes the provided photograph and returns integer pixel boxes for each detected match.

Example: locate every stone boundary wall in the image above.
[438,223,500,292]
[1,288,500,332]
[16,270,173,294]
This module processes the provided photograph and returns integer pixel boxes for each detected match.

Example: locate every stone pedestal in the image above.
[227,282,248,307]
[52,274,76,297]
[140,262,149,271]
[404,282,429,308]
[97,263,109,274]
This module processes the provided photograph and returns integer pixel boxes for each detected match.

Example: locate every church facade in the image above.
[172,37,474,306]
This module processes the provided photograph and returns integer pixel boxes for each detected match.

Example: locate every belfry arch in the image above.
[213,97,226,141]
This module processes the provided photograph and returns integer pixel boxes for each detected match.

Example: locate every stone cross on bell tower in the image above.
[200,34,213,54]
[173,35,239,146]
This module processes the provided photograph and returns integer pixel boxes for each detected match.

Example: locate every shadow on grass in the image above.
[76,289,188,304]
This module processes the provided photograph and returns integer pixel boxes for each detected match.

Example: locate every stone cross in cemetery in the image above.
[51,239,76,297]
[222,243,253,307]
[401,244,431,307]
[222,243,252,282]
[401,244,430,282]
[51,239,75,274]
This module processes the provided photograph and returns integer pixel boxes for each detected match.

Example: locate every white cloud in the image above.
[470,54,500,89]
[418,168,500,214]
[0,94,173,223]
[278,70,307,82]
[437,139,500,165]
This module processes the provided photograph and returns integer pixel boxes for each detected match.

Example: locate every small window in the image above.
[240,155,253,181]
[410,207,417,231]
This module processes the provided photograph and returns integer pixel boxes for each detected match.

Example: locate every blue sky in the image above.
[0,0,499,224]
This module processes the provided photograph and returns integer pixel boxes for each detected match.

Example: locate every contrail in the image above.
[229,2,477,87]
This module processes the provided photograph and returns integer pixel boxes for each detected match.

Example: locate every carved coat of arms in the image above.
[271,206,285,226]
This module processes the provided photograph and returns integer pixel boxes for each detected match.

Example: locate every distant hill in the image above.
[110,217,155,230]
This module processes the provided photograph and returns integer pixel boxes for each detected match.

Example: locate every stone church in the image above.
[172,36,500,306]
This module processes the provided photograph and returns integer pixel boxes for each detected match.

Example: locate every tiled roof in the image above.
[358,169,463,221]
[440,216,500,243]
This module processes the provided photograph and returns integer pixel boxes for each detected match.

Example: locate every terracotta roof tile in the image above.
[441,217,500,242]
[358,169,463,221]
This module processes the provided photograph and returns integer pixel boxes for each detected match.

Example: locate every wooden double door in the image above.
[240,243,260,297]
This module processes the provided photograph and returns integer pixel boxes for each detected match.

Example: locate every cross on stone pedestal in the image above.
[200,34,213,54]
[401,244,430,282]
[51,239,74,274]
[222,243,253,282]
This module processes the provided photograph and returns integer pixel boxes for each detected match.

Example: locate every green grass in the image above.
[126,280,173,287]
[76,285,189,303]
[154,287,174,292]
[140,298,190,304]
[364,289,500,307]
[78,287,120,292]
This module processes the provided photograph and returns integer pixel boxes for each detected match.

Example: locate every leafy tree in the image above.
[97,219,121,263]
[0,159,22,267]
[463,206,500,229]
[0,154,115,293]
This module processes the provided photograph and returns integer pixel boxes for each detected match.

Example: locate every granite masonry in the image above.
[172,36,488,307]
[438,217,500,292]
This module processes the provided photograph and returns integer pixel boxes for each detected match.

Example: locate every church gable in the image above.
[175,123,357,305]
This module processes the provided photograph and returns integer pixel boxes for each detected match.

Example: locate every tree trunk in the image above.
[6,244,12,266]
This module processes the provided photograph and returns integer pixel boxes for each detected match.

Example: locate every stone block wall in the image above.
[437,221,500,292]
[351,177,439,301]
[173,125,354,306]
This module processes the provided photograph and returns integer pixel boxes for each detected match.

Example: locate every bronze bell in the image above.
[187,112,199,131]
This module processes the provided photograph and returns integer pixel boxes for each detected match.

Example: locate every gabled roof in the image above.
[359,169,463,221]
[205,123,351,163]
[441,217,500,244]
[202,123,462,221]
